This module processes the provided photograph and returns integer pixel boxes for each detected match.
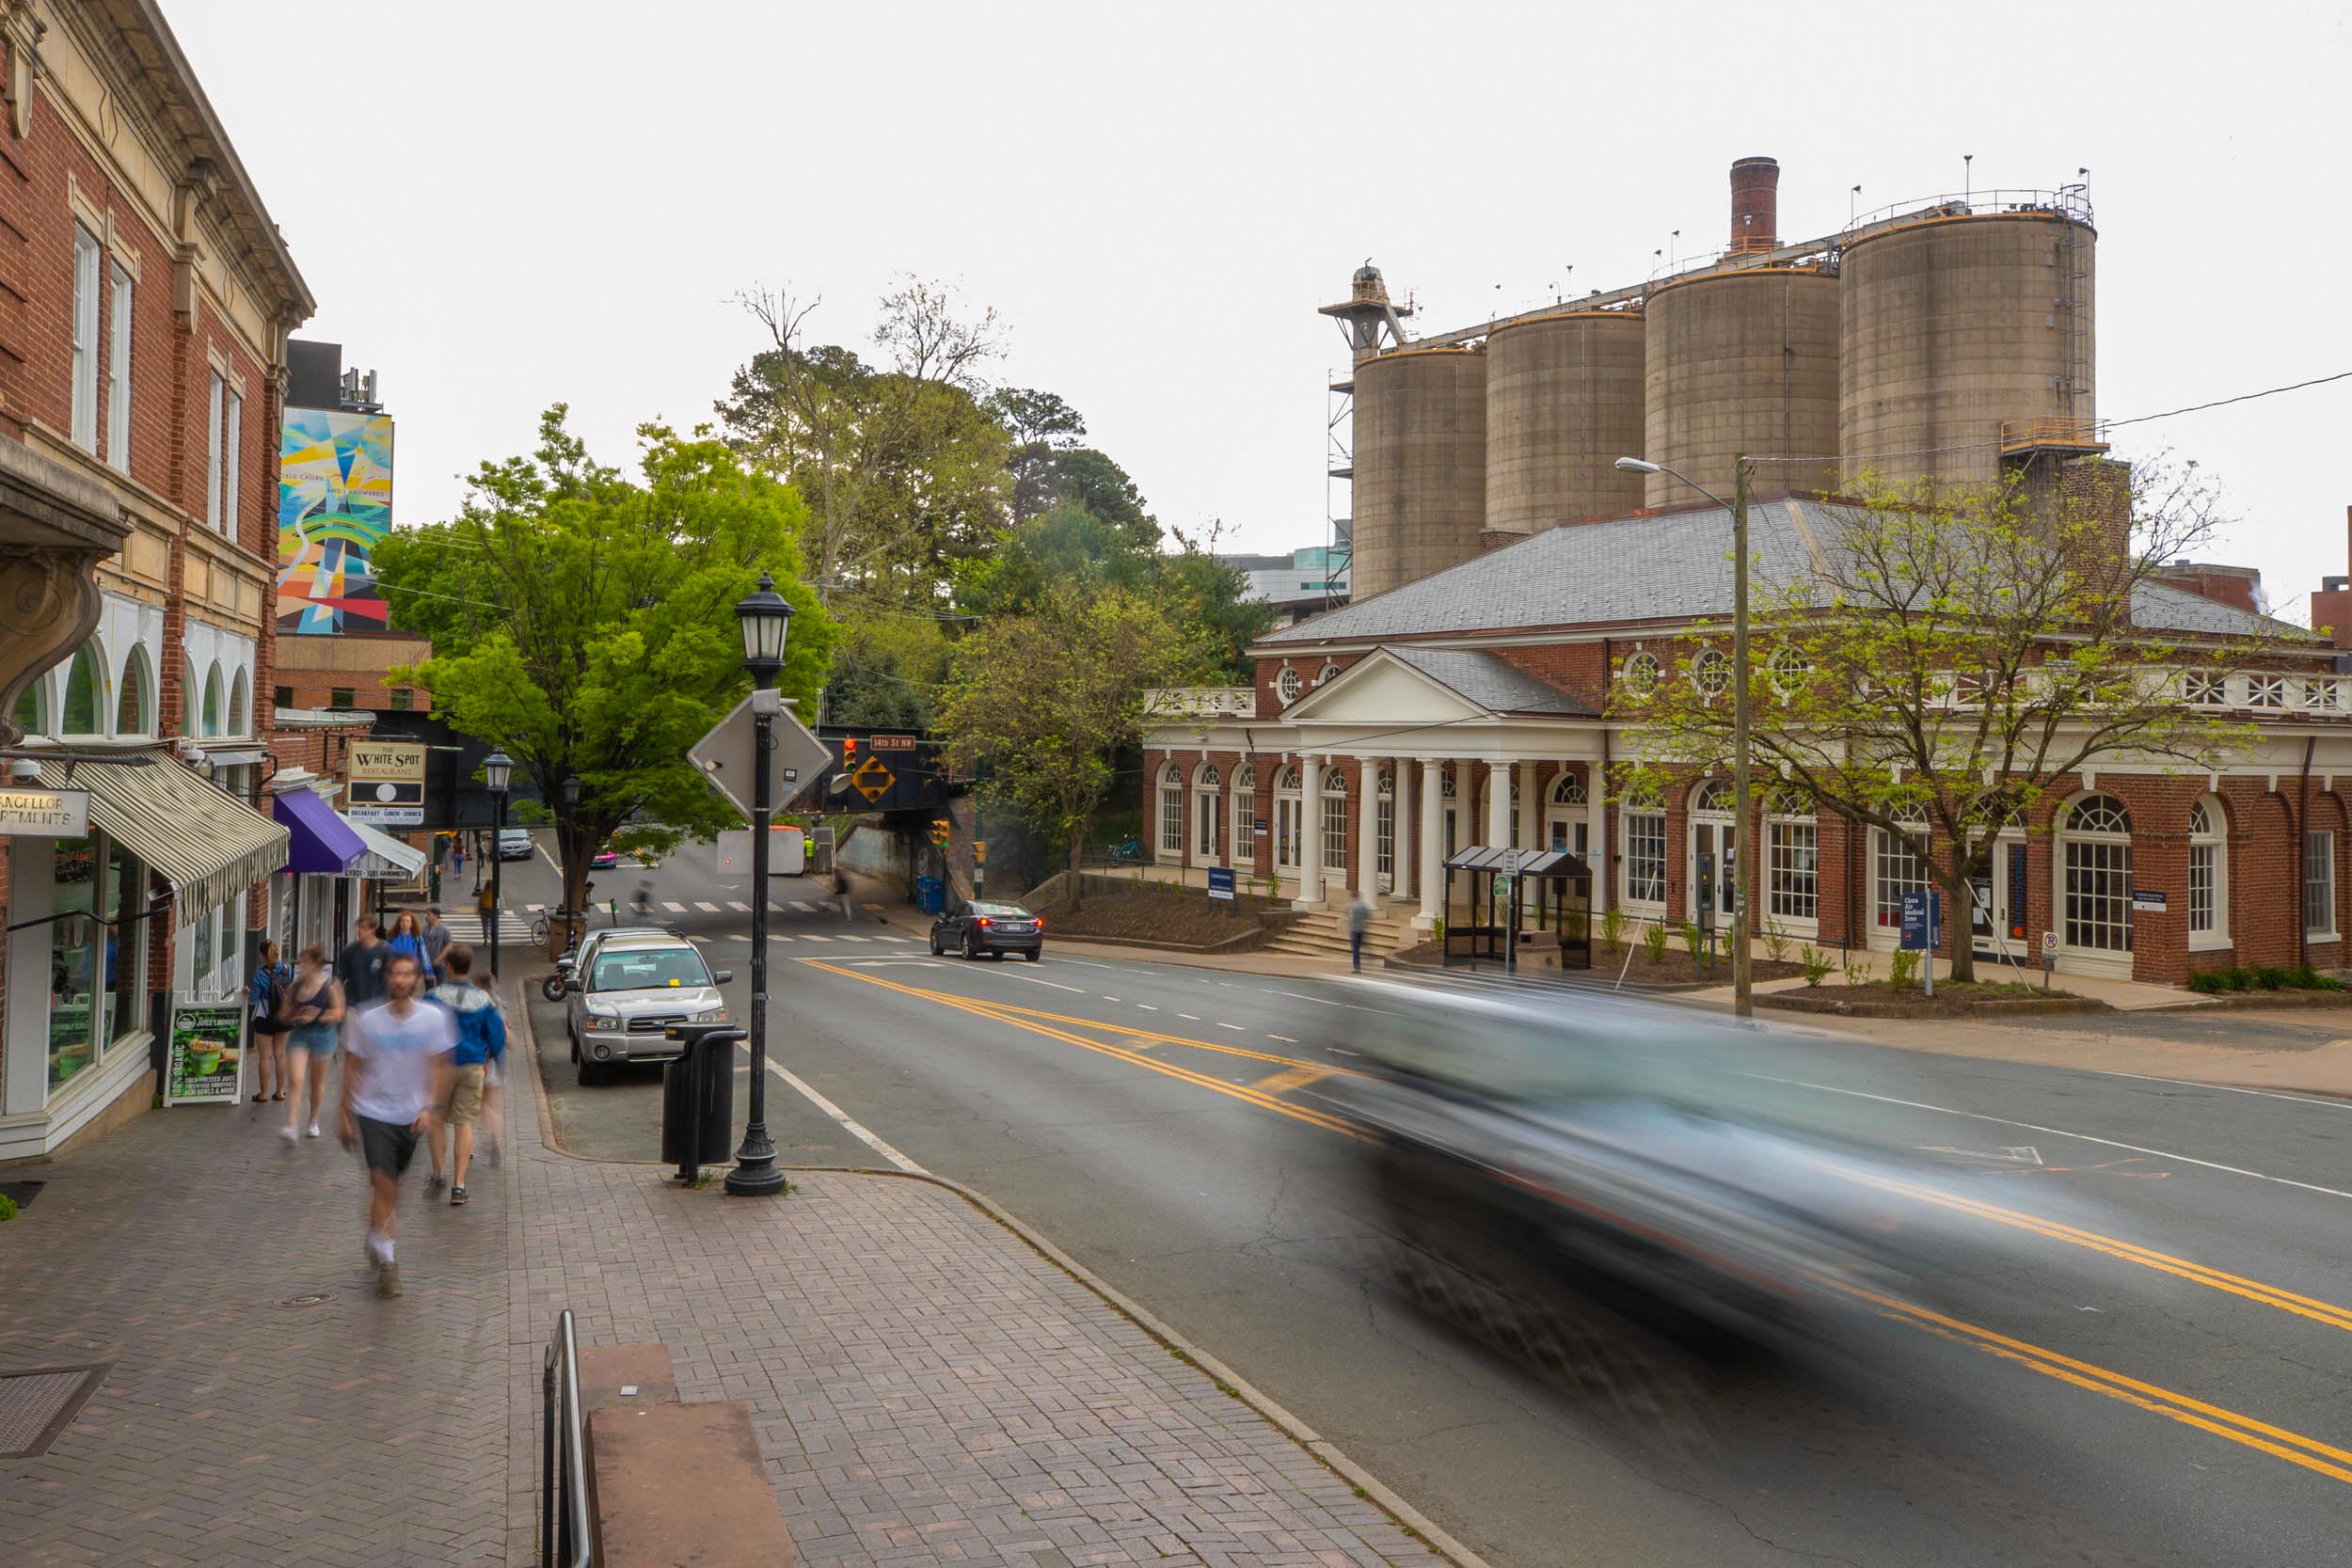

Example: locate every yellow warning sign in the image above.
[849,754,896,804]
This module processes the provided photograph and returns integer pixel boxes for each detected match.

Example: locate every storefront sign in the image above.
[2130,889,2167,911]
[0,785,90,837]
[164,1000,246,1106]
[345,740,426,825]
[1207,867,1236,902]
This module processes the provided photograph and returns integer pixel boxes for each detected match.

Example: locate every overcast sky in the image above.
[170,1,2349,620]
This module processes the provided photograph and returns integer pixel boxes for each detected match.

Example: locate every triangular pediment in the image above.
[1281,650,1487,724]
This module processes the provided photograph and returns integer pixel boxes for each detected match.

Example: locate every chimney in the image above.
[1729,156,1779,255]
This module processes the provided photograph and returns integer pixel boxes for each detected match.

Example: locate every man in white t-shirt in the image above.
[339,953,456,1298]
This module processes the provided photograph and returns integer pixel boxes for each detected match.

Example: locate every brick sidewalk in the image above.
[4,994,1453,1568]
[0,1085,515,1566]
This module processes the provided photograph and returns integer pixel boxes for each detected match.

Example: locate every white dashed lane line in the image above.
[1178,1013,1201,1022]
[1136,1005,1158,1011]
[1268,1034,1298,1043]
[1216,1022,1245,1033]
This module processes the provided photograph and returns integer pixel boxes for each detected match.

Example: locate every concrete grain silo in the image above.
[1838,200,2098,489]
[1642,265,1841,506]
[1350,345,1486,598]
[1484,310,1647,531]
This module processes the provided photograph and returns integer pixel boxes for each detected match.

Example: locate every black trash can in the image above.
[661,1026,742,1176]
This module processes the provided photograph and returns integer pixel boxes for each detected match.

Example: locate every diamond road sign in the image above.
[688,695,834,822]
[849,753,896,804]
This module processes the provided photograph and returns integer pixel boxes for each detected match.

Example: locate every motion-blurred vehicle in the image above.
[1320,979,1927,1345]
[591,847,620,869]
[563,930,731,1085]
[497,828,534,861]
[930,900,1043,960]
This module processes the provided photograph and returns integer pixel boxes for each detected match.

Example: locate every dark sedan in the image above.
[930,900,1044,960]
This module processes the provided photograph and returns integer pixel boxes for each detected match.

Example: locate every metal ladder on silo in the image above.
[2056,217,2090,439]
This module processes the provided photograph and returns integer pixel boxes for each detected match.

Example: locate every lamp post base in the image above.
[723,1159,789,1196]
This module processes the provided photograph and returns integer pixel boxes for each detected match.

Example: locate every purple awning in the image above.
[274,788,367,875]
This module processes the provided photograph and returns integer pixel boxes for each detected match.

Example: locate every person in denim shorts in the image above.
[280,945,343,1144]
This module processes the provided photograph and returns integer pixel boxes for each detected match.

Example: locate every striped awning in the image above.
[343,816,427,881]
[73,759,289,926]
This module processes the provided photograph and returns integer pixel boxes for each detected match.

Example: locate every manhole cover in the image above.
[0,1364,108,1459]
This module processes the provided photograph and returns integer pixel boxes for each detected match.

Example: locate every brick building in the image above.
[1141,496,2349,986]
[0,1,364,1158]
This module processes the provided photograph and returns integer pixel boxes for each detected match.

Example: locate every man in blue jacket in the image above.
[423,943,506,1207]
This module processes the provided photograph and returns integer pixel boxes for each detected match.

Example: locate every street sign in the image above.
[2130,889,2167,911]
[870,734,916,752]
[2042,930,2058,956]
[690,695,833,822]
[0,785,88,837]
[1898,890,1942,951]
[346,739,425,825]
[848,753,896,804]
[1207,866,1236,902]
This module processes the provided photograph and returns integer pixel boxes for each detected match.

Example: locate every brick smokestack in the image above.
[1729,156,1779,255]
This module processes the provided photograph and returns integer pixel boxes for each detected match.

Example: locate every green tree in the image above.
[819,607,950,730]
[375,407,834,920]
[936,587,1213,908]
[1617,465,2282,981]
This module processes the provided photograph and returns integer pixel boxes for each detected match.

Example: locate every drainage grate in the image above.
[0,1364,108,1459]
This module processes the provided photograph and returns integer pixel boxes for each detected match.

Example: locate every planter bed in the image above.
[1762,984,2104,1019]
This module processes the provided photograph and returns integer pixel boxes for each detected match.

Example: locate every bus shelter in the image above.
[1441,846,1593,974]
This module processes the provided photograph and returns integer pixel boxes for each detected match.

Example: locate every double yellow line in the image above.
[803,958,2352,1488]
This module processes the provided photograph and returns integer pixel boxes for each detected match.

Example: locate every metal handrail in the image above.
[541,1310,594,1568]
[1844,187,2095,240]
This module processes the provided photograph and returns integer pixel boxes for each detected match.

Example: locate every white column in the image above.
[1518,760,1542,853]
[1295,753,1325,908]
[1394,758,1416,901]
[1586,765,1609,917]
[1486,759,1512,848]
[1355,758,1381,899]
[1417,758,1444,928]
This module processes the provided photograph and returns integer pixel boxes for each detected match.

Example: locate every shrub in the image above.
[1763,925,1791,965]
[1680,921,1703,959]
[2187,970,2228,994]
[1600,906,1627,953]
[0,1194,14,1223]
[1800,943,1832,987]
[1641,922,1670,964]
[1842,954,1870,988]
[1432,917,1447,943]
[1888,949,1921,990]
[2290,965,2344,990]
[2252,965,2291,990]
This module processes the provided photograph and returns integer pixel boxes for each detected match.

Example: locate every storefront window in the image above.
[103,838,145,1045]
[48,835,100,1090]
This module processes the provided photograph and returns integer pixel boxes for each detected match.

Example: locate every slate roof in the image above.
[1262,501,1823,644]
[1264,499,2317,647]
[1382,647,1597,716]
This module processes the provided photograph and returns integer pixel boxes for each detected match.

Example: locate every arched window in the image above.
[201,661,224,737]
[1621,650,1661,695]
[1692,647,1730,698]
[1438,769,1456,799]
[1551,774,1586,807]
[1321,768,1349,872]
[2059,795,2133,955]
[61,642,106,735]
[1872,805,1931,936]
[1766,786,1819,927]
[115,645,151,736]
[1192,762,1220,862]
[2188,796,2227,943]
[228,667,250,736]
[1157,762,1184,857]
[1546,771,1590,857]
[1231,762,1256,866]
[1692,777,1734,816]
[1276,666,1301,705]
[1375,768,1395,891]
[1314,659,1341,687]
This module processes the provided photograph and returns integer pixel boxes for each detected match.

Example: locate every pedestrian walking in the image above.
[335,915,389,1012]
[338,954,455,1298]
[1345,894,1374,973]
[246,940,292,1103]
[420,907,452,975]
[834,864,853,923]
[384,911,437,988]
[478,880,496,944]
[280,945,342,1143]
[423,944,505,1206]
[448,837,465,885]
[630,879,656,924]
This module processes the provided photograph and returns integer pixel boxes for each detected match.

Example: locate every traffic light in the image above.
[842,736,859,767]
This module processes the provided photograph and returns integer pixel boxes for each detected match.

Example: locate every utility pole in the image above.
[1730,454,1756,1021]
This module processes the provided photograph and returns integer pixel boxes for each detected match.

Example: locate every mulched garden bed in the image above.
[1026,881,1280,951]
[1762,980,2103,1018]
[1385,941,1807,989]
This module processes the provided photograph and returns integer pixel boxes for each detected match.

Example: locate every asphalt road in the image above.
[499,834,2352,1568]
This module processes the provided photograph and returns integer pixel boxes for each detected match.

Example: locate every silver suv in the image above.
[564,931,731,1085]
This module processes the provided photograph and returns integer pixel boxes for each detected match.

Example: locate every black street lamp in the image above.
[561,775,582,942]
[484,747,514,979]
[726,572,795,1197]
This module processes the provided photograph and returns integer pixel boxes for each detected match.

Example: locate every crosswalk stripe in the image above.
[793,900,818,912]
[663,901,688,912]
[835,934,868,942]
[728,900,750,911]
[695,901,722,912]
[799,934,831,942]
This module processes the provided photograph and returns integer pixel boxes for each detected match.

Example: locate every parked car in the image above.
[930,900,1044,960]
[564,932,732,1085]
[591,846,620,869]
[498,828,534,861]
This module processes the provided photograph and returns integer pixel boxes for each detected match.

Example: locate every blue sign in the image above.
[1899,890,1942,951]
[1207,866,1237,902]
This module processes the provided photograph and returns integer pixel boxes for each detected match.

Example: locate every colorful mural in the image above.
[277,409,394,633]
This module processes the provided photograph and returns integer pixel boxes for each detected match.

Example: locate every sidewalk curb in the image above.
[511,980,1494,1568]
